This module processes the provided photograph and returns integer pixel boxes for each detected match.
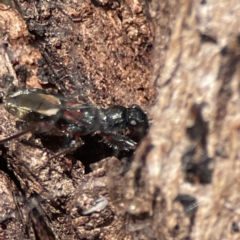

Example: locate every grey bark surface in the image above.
[0,0,153,239]
[122,0,240,239]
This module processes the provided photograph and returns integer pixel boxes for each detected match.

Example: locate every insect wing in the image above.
[5,89,62,122]
[62,102,101,134]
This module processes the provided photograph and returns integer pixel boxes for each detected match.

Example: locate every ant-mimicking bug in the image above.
[0,88,149,158]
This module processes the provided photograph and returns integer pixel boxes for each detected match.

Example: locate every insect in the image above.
[0,88,149,157]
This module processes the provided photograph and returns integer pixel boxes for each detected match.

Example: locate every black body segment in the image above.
[1,88,149,154]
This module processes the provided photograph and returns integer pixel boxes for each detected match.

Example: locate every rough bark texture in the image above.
[122,0,240,239]
[0,0,240,239]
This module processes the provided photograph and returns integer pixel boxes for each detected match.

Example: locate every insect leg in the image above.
[101,133,137,151]
[0,121,56,144]
[48,138,83,160]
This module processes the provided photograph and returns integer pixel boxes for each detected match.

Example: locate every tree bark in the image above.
[1,0,240,239]
[123,0,240,239]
